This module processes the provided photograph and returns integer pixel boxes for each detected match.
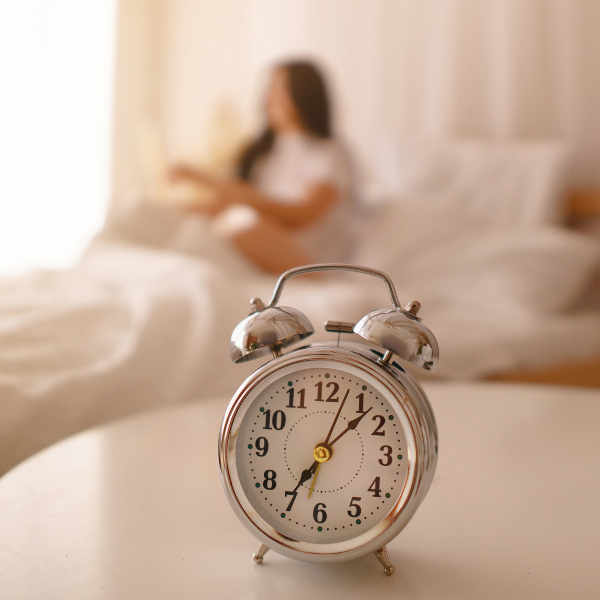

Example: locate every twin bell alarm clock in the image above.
[218,264,439,575]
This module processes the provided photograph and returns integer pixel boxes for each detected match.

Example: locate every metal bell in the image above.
[230,297,314,363]
[353,304,439,372]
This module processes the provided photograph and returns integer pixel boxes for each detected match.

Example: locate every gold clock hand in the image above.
[308,440,334,498]
[308,463,321,498]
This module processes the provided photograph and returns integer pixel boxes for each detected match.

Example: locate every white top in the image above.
[254,133,355,262]
[1,382,598,599]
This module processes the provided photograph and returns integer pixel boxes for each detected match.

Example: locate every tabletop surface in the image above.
[1,382,599,600]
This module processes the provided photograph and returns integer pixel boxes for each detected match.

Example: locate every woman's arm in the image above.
[220,180,338,229]
[169,164,339,229]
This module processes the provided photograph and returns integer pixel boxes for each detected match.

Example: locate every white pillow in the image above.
[355,202,600,315]
[371,137,570,226]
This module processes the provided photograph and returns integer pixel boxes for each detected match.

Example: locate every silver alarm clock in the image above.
[218,264,439,575]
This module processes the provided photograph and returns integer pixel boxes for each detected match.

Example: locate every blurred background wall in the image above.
[0,0,116,274]
[2,0,600,471]
[113,0,600,204]
[2,0,599,274]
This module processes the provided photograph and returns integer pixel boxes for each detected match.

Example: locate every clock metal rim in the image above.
[218,342,438,564]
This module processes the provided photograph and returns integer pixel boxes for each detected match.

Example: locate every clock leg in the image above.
[374,546,395,576]
[252,543,270,564]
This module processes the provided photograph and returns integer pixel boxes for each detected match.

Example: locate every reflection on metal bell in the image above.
[353,305,439,372]
[230,298,314,363]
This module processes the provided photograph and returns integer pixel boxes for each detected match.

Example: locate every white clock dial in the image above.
[235,365,409,544]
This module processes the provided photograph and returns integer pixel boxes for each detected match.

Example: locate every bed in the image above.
[1,137,599,474]
[489,186,600,387]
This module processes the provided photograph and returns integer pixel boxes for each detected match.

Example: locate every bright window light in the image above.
[0,1,116,275]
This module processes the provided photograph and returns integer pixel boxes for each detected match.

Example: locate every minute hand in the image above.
[324,388,350,445]
[329,407,373,447]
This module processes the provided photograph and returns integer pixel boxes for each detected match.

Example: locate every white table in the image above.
[1,382,598,599]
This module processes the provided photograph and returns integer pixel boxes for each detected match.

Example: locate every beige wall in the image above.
[112,0,600,202]
[111,0,167,204]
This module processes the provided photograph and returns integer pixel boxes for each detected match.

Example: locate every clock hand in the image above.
[324,388,350,444]
[328,407,373,447]
[292,460,319,493]
[308,463,321,498]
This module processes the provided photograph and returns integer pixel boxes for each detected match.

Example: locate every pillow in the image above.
[355,202,600,315]
[370,136,570,226]
[98,201,186,248]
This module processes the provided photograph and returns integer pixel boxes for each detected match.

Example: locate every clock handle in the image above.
[268,263,402,310]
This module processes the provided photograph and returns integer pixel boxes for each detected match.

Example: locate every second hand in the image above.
[308,463,321,498]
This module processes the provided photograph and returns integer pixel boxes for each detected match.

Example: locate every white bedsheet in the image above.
[1,202,599,473]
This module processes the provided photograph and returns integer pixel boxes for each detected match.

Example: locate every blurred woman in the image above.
[169,60,354,273]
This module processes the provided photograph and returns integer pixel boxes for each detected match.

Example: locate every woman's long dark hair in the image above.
[236,60,332,181]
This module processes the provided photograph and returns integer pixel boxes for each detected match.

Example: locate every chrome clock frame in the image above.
[218,341,438,565]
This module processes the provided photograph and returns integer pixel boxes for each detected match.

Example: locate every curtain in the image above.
[0,0,116,274]
[115,0,600,200]
[241,0,600,184]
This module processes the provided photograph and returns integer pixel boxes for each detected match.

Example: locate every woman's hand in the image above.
[168,164,197,183]
[168,164,219,188]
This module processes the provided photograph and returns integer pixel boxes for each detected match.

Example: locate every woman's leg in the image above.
[213,205,311,273]
[231,216,312,273]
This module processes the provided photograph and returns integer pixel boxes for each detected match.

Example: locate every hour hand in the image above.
[293,460,318,492]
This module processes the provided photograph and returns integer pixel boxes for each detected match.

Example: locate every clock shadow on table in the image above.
[246,551,453,598]
[244,548,526,599]
[249,557,402,598]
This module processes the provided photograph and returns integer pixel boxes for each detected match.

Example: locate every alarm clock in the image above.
[218,264,439,575]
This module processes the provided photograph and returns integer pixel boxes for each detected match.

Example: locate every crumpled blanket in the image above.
[1,201,599,473]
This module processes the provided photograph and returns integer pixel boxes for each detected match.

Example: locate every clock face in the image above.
[233,363,410,545]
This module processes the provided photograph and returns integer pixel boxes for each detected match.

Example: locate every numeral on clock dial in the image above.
[356,392,367,414]
[315,381,340,402]
[347,497,362,517]
[379,445,393,466]
[368,476,382,497]
[285,491,298,511]
[371,415,386,436]
[286,388,306,409]
[263,470,277,490]
[263,409,286,430]
[313,503,327,523]
[255,437,269,457]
